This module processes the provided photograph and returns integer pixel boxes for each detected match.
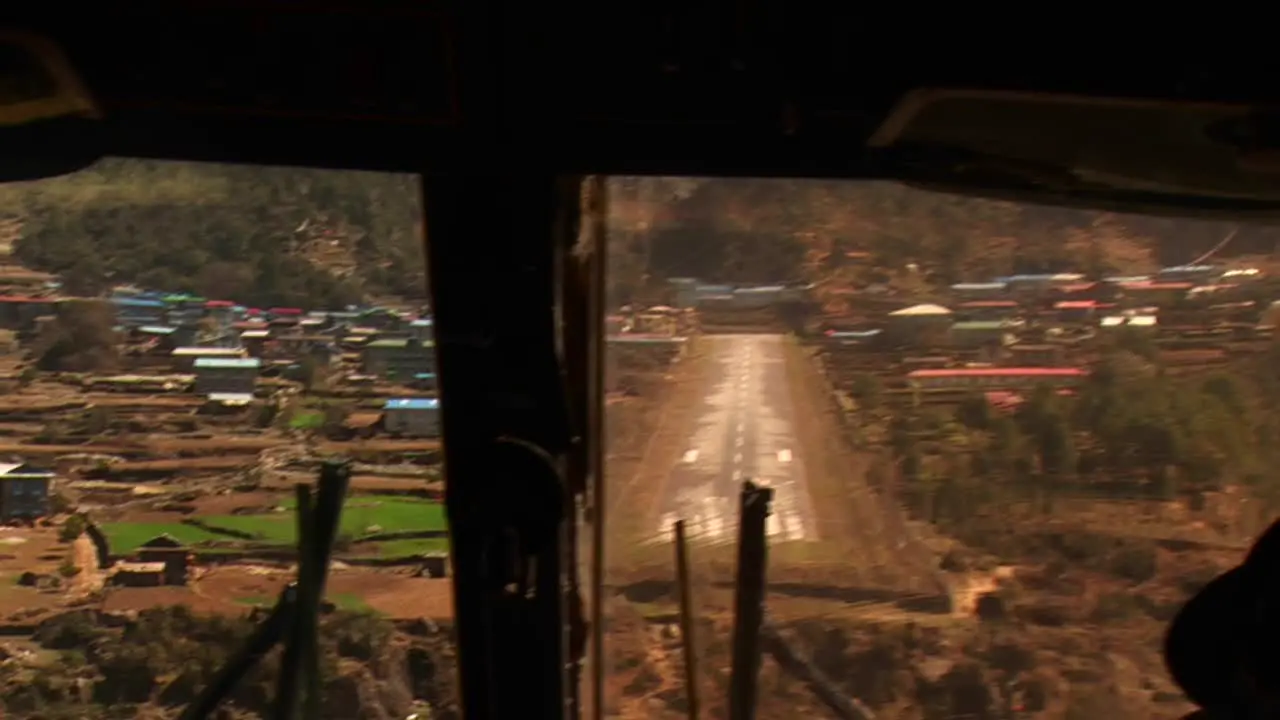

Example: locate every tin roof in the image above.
[113,297,167,308]
[116,562,166,574]
[824,329,881,338]
[194,357,262,370]
[889,303,952,316]
[172,347,244,357]
[951,321,1012,331]
[208,392,254,404]
[383,398,440,411]
[908,367,1086,378]
[0,462,54,477]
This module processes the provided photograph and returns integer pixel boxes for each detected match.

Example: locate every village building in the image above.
[205,392,255,410]
[999,273,1087,296]
[1157,264,1220,284]
[164,294,207,327]
[410,372,438,391]
[0,295,60,332]
[111,296,167,328]
[87,374,189,393]
[883,303,953,346]
[363,337,435,379]
[1006,343,1067,367]
[954,300,1020,322]
[950,282,1009,300]
[112,562,166,587]
[171,346,247,371]
[907,367,1087,392]
[133,533,192,585]
[382,398,441,437]
[136,324,197,351]
[1100,314,1158,332]
[409,318,434,342]
[1118,281,1193,306]
[949,320,1021,349]
[0,463,54,522]
[204,299,236,324]
[1053,300,1101,324]
[240,329,271,356]
[276,335,340,365]
[193,357,262,395]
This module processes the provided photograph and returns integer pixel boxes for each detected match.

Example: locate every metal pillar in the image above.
[423,172,588,720]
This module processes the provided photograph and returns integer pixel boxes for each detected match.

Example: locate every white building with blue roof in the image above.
[382,397,441,438]
[193,357,262,395]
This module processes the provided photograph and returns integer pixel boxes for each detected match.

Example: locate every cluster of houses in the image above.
[820,264,1274,397]
[0,287,445,524]
[0,286,440,404]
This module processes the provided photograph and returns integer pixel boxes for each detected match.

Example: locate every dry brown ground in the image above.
[101,565,454,620]
[604,342,712,568]
[0,435,439,460]
[0,525,67,618]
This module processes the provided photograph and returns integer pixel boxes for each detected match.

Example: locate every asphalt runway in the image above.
[651,334,818,546]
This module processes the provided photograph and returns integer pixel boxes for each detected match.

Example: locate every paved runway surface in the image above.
[651,334,818,546]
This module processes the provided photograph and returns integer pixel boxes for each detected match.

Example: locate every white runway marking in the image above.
[650,334,817,547]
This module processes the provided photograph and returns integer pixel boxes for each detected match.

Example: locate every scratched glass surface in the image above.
[0,160,453,719]
[601,177,1270,720]
[0,164,1263,719]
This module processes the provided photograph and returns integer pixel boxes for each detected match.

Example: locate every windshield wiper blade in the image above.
[178,459,352,720]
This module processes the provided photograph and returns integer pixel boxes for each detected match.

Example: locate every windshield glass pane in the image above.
[0,158,456,719]
[603,177,1267,719]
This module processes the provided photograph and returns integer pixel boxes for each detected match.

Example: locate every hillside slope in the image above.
[607,177,1280,307]
[3,159,424,308]
[4,163,1272,310]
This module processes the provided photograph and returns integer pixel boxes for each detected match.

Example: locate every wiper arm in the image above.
[178,459,352,720]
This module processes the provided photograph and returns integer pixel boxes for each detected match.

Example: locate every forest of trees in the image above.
[3,165,1276,312]
[851,331,1280,543]
[608,177,1280,310]
[3,159,424,309]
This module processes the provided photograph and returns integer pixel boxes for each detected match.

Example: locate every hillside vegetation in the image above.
[608,177,1280,309]
[4,163,1276,310]
[5,159,424,308]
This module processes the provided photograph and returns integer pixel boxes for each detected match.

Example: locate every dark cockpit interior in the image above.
[0,5,1277,719]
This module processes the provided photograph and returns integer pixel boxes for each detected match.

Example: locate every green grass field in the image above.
[361,537,449,558]
[99,522,225,554]
[100,495,449,559]
[199,495,447,544]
